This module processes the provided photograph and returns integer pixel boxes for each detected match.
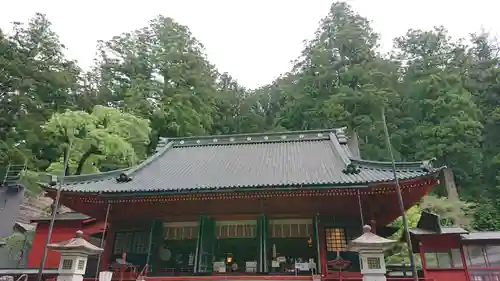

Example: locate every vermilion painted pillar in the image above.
[460,245,470,281]
[318,223,327,276]
[419,242,428,278]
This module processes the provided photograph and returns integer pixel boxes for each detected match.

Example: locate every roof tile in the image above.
[45,129,442,194]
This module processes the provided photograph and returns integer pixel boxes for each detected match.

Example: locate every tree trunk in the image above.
[75,146,98,175]
[347,129,361,158]
[443,167,459,200]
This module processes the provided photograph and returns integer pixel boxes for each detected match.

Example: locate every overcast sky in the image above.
[1,0,499,89]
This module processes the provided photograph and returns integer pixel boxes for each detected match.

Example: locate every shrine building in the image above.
[38,129,443,281]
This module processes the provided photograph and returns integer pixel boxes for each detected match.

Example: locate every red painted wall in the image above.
[425,269,468,281]
[420,234,462,251]
[27,220,105,268]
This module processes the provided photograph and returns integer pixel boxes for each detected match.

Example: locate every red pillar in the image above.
[419,242,428,278]
[460,245,470,281]
[319,224,327,277]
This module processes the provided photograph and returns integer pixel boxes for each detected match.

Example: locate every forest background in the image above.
[1,2,500,263]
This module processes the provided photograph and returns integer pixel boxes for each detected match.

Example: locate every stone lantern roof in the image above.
[47,230,103,255]
[349,225,396,252]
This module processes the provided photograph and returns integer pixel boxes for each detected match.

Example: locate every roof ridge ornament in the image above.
[342,163,360,175]
[116,173,132,183]
[420,158,436,172]
[335,127,348,144]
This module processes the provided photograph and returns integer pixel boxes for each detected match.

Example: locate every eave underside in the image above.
[46,177,437,226]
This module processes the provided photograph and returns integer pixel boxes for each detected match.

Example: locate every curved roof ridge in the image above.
[172,129,339,147]
[124,140,175,177]
[350,158,438,170]
[62,168,131,184]
[328,132,351,165]
[40,141,175,188]
[168,128,343,142]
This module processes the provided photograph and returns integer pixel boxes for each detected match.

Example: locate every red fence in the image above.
[324,277,434,281]
[80,276,435,281]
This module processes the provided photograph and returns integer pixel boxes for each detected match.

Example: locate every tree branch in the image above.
[75,145,98,175]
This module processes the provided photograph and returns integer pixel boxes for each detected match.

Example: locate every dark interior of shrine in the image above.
[268,237,317,275]
[213,238,259,273]
[155,239,197,274]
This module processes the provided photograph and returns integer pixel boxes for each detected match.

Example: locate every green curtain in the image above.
[194,215,216,273]
[256,214,269,272]
[146,219,163,273]
[262,215,269,272]
[194,215,203,273]
[313,213,321,273]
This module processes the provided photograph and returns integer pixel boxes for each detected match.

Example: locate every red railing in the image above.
[387,279,435,281]
[324,277,434,281]
[82,276,435,281]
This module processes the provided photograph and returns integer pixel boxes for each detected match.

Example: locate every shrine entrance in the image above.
[212,220,259,273]
[267,219,318,275]
[158,222,198,275]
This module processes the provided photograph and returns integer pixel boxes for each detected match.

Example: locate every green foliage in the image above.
[3,230,35,261]
[2,2,500,240]
[472,194,500,231]
[387,195,473,264]
[386,206,421,265]
[420,195,474,228]
[42,105,151,175]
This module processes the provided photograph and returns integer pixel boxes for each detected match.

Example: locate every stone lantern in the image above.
[348,225,396,281]
[47,230,104,281]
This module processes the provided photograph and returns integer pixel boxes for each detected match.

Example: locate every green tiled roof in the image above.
[44,129,442,194]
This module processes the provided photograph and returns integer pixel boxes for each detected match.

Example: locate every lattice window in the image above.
[367,257,381,269]
[113,231,150,254]
[62,259,73,270]
[113,232,133,254]
[216,221,257,238]
[165,226,199,240]
[132,232,149,253]
[77,259,86,270]
[325,228,347,252]
[269,220,313,238]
